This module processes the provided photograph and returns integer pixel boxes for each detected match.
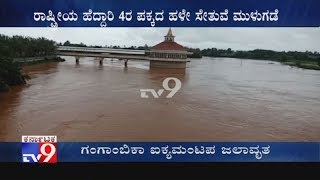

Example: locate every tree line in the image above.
[0,34,56,58]
[0,34,57,92]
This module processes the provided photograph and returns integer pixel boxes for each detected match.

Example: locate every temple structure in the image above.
[147,28,192,69]
[57,28,192,69]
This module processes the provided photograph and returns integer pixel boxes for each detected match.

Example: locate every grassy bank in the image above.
[282,61,320,70]
[201,48,320,71]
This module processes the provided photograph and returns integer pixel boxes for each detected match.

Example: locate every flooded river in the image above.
[0,57,320,141]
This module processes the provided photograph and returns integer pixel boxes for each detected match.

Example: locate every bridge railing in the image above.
[57,46,146,55]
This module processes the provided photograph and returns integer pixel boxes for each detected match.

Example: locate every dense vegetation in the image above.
[0,34,57,92]
[0,34,56,57]
[186,48,202,58]
[0,58,26,91]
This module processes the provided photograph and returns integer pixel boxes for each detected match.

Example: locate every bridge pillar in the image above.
[96,57,103,66]
[75,56,80,64]
[124,59,128,67]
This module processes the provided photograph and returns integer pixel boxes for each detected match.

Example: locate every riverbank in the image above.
[201,48,320,71]
[15,56,65,66]
[282,61,320,70]
[0,34,64,92]
[0,56,65,92]
[0,58,26,92]
[208,56,320,71]
[205,56,320,71]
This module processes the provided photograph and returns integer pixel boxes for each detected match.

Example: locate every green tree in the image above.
[63,40,71,46]
[0,57,26,91]
[0,34,57,91]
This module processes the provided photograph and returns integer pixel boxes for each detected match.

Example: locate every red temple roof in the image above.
[151,28,187,51]
[152,41,186,51]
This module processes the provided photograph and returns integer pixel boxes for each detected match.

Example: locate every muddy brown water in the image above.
[0,57,319,141]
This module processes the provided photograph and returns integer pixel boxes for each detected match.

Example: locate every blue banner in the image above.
[1,142,319,162]
[0,0,319,27]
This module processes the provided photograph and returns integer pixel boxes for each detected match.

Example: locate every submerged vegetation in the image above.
[201,48,320,70]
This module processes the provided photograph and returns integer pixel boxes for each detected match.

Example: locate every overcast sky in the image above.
[0,28,319,52]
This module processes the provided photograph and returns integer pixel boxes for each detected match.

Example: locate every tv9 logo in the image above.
[21,136,57,163]
[140,77,181,98]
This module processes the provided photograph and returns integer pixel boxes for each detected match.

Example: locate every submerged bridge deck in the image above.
[56,46,188,62]
[56,45,189,68]
[57,46,147,60]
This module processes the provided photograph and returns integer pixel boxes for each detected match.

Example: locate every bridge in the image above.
[56,46,189,67]
[57,46,148,67]
[56,29,191,69]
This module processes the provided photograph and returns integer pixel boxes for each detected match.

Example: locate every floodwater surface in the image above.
[0,57,319,141]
